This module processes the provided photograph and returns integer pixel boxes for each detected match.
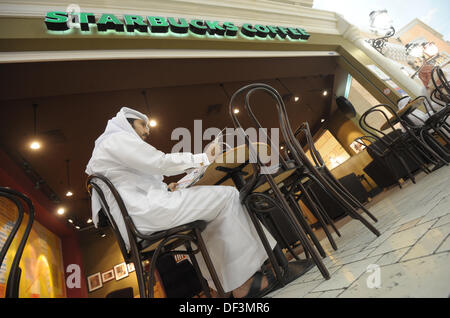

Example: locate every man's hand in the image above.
[168,182,178,192]
[205,141,221,163]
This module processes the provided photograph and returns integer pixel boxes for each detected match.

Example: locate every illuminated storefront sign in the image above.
[44,11,310,41]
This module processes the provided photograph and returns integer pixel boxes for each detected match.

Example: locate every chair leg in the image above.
[296,182,338,251]
[305,167,381,237]
[322,168,378,223]
[243,201,286,285]
[184,242,212,298]
[134,256,148,298]
[260,213,301,261]
[391,148,417,184]
[286,192,328,257]
[194,228,226,298]
[306,187,342,237]
[258,182,331,280]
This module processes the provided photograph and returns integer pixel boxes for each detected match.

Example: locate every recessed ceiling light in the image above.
[294,96,300,102]
[323,90,328,96]
[75,226,80,230]
[234,109,240,114]
[30,141,41,150]
[66,191,73,197]
[101,233,106,238]
[87,218,92,224]
[68,219,73,223]
[321,118,326,123]
[149,119,157,127]
[57,208,65,215]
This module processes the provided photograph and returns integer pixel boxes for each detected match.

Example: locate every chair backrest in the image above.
[431,66,450,105]
[227,83,327,189]
[0,187,34,298]
[86,174,142,262]
[293,122,325,169]
[353,136,385,158]
[359,104,406,147]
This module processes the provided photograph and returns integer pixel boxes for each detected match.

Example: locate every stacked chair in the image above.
[358,104,446,184]
[0,187,34,298]
[227,83,381,287]
[353,135,405,188]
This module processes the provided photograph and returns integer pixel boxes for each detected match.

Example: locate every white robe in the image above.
[86,107,276,292]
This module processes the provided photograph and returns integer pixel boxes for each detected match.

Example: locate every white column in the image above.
[336,14,424,98]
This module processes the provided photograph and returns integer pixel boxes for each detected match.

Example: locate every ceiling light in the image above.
[68,219,73,223]
[87,218,92,224]
[321,119,326,123]
[66,191,73,197]
[280,146,284,150]
[234,109,240,114]
[57,208,65,215]
[30,141,41,150]
[323,91,328,96]
[149,119,157,127]
[75,226,80,230]
[294,96,300,102]
[101,233,106,238]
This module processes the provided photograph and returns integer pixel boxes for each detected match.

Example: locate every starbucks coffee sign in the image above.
[44,11,310,41]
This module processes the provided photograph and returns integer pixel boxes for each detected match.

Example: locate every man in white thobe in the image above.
[85,107,278,298]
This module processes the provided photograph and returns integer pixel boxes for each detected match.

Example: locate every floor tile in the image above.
[401,222,450,261]
[318,289,345,298]
[432,214,450,228]
[368,221,436,257]
[375,247,410,267]
[435,235,450,253]
[418,195,450,225]
[311,256,382,292]
[395,218,422,233]
[270,280,323,298]
[338,252,450,298]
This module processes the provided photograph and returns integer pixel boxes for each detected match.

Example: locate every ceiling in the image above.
[0,55,338,231]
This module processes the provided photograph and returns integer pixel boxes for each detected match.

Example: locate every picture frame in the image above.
[87,272,103,292]
[127,263,135,273]
[114,262,129,281]
[101,269,115,283]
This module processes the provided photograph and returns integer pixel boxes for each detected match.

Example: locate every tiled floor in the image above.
[267,165,450,298]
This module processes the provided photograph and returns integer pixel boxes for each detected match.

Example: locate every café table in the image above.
[380,97,425,130]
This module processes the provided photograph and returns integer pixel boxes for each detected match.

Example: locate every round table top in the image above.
[193,142,272,187]
[380,97,425,130]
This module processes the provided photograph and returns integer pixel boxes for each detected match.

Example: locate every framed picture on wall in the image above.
[127,263,135,273]
[87,273,103,292]
[114,262,129,281]
[101,269,115,283]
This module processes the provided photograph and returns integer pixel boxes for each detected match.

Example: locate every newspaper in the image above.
[176,128,230,189]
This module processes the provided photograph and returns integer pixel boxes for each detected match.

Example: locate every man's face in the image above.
[132,119,150,141]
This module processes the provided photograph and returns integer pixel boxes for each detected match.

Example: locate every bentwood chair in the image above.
[294,122,378,223]
[359,104,441,183]
[353,136,405,189]
[235,86,383,242]
[431,66,450,107]
[86,174,225,298]
[400,96,450,164]
[228,84,381,283]
[0,187,34,298]
[227,84,331,283]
